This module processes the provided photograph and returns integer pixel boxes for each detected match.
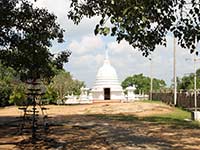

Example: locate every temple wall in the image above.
[92,90,124,100]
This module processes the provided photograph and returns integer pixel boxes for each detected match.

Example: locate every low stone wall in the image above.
[152,93,200,109]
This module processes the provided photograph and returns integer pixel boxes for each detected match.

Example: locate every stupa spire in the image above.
[104,46,110,64]
[105,49,109,60]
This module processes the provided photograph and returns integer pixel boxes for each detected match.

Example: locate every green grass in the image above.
[152,106,190,120]
[136,100,199,126]
[138,100,199,126]
[144,107,200,128]
[90,106,200,129]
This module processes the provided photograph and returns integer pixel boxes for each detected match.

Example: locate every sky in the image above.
[33,0,200,88]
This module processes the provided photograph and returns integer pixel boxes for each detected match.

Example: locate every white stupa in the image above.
[91,51,125,100]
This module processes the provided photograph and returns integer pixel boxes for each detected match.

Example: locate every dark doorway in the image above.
[104,88,111,100]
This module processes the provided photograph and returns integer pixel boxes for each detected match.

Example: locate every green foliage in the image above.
[177,68,200,90]
[9,83,26,106]
[0,64,27,106]
[0,0,71,81]
[122,74,166,94]
[46,71,85,101]
[43,86,58,104]
[0,0,72,106]
[71,79,85,96]
[69,0,200,56]
[0,63,85,106]
[0,81,12,106]
[0,64,16,106]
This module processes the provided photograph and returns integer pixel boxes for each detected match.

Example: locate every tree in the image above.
[69,0,200,56]
[121,74,166,94]
[0,0,71,81]
[43,86,58,104]
[0,81,12,106]
[177,68,200,90]
[48,71,85,102]
[70,79,85,96]
[0,64,16,106]
[9,82,26,106]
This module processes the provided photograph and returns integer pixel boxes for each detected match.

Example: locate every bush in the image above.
[42,86,58,104]
[9,84,26,106]
[0,81,12,106]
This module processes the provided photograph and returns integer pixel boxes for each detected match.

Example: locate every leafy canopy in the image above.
[122,74,166,94]
[0,64,16,106]
[177,68,200,90]
[48,71,85,101]
[68,0,200,56]
[0,0,71,80]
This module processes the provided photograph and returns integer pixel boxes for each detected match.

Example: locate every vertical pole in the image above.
[173,37,177,106]
[194,36,198,111]
[194,37,197,111]
[150,56,153,101]
[194,57,197,111]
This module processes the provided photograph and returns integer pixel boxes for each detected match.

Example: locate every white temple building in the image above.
[91,51,125,101]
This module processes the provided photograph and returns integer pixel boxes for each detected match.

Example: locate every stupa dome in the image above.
[92,51,124,100]
[93,51,121,88]
[95,58,118,82]
[97,63,117,79]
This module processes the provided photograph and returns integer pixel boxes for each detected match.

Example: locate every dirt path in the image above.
[0,102,199,150]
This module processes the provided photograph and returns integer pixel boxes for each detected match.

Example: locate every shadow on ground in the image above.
[0,114,199,150]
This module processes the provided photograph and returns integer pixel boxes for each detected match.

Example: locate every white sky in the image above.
[33,0,200,88]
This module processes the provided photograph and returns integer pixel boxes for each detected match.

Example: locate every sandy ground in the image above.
[0,102,199,150]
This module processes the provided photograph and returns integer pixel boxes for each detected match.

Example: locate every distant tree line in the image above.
[177,68,200,91]
[122,68,200,94]
[121,74,166,94]
[0,66,84,106]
